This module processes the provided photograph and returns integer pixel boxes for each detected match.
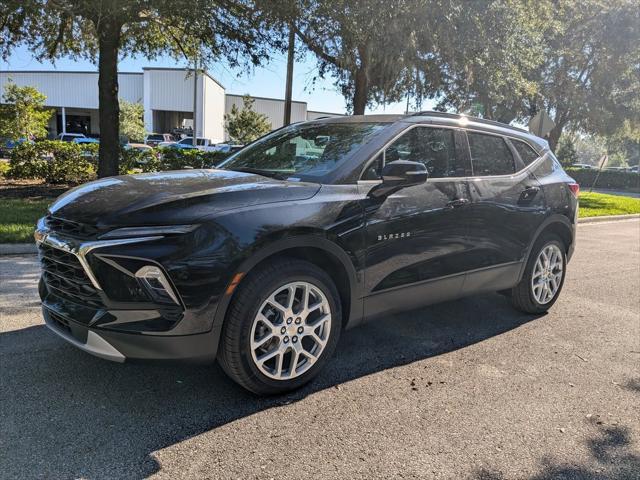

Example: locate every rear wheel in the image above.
[218,259,341,395]
[511,234,566,314]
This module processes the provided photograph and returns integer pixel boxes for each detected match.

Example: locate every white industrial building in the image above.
[0,68,341,142]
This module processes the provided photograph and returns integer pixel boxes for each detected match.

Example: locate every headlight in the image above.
[98,225,198,239]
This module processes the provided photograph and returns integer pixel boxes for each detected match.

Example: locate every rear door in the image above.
[461,130,546,292]
[362,125,475,319]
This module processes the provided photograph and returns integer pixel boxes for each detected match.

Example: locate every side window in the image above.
[384,127,462,178]
[468,132,515,176]
[512,139,540,166]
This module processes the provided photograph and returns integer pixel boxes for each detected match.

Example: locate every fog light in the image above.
[135,265,180,305]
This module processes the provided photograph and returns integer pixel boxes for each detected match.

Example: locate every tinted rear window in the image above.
[148,135,163,140]
[512,139,540,166]
[468,132,515,176]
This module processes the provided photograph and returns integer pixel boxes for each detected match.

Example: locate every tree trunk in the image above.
[548,121,565,152]
[352,67,368,115]
[97,20,122,178]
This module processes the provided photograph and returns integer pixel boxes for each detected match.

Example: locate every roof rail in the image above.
[409,110,529,134]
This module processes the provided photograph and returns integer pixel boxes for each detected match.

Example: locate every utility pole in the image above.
[283,23,295,126]
[192,52,198,147]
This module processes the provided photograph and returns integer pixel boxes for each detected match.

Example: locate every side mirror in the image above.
[369,160,428,198]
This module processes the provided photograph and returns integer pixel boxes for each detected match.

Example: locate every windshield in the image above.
[220,122,387,180]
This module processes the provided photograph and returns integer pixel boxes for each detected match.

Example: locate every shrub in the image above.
[565,167,640,192]
[7,141,235,184]
[0,160,9,178]
[119,147,161,174]
[8,140,96,184]
[159,148,231,170]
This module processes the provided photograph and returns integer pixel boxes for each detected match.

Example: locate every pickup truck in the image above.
[159,137,219,152]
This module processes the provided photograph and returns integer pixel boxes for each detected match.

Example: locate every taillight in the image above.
[568,183,580,197]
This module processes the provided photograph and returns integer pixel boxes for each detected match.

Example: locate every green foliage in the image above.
[291,0,430,114]
[119,100,146,143]
[119,147,161,174]
[159,148,231,170]
[224,96,272,144]
[0,81,53,140]
[565,168,640,192]
[578,192,640,218]
[0,160,9,178]
[433,0,548,123]
[605,121,640,167]
[0,198,50,243]
[8,140,96,184]
[7,141,233,183]
[556,135,578,166]
[2,0,277,177]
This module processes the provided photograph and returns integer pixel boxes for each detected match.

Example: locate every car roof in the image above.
[306,111,548,151]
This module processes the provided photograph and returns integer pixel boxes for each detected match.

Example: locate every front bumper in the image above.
[43,305,217,363]
[35,219,230,362]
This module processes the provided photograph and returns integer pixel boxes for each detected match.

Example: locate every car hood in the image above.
[48,169,321,226]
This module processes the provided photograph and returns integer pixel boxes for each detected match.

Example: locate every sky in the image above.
[1,45,427,115]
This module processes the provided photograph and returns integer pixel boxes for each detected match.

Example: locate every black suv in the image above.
[36,112,578,394]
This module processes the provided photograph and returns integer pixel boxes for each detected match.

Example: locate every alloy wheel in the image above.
[531,243,564,304]
[250,281,331,380]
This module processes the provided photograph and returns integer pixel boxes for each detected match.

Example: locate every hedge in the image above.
[7,141,233,184]
[565,167,640,192]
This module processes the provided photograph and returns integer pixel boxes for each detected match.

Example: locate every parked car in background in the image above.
[124,143,153,153]
[0,137,30,157]
[73,137,99,145]
[56,133,87,142]
[213,144,244,154]
[35,112,578,395]
[145,133,175,147]
[161,137,219,151]
[570,163,594,169]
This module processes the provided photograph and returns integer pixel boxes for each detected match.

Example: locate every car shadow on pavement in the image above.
[2,294,541,479]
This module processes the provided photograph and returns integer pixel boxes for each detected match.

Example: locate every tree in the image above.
[224,95,271,144]
[555,134,578,166]
[0,81,53,141]
[291,0,435,114]
[431,0,640,150]
[431,0,549,123]
[1,0,274,177]
[119,99,145,143]
[535,0,640,150]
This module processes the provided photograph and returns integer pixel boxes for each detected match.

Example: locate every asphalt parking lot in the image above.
[1,219,638,480]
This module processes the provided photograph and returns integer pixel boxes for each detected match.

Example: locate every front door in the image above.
[362,125,474,320]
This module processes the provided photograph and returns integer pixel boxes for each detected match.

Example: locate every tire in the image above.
[218,258,342,395]
[511,234,567,314]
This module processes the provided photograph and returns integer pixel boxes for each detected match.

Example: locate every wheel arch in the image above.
[210,234,363,355]
[518,215,575,281]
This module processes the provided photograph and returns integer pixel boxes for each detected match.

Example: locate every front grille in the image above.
[48,310,72,334]
[39,243,104,309]
[45,215,101,239]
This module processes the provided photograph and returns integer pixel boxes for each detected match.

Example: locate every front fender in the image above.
[207,232,365,360]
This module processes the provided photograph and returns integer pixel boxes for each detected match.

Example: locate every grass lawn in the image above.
[579,192,640,218]
[0,198,50,243]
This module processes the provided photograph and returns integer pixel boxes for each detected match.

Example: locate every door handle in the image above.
[446,198,469,208]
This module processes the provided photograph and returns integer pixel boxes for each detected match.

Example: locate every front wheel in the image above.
[511,235,567,314]
[218,259,341,395]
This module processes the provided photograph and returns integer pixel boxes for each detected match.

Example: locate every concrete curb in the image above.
[578,213,640,224]
[0,213,638,256]
[0,243,37,255]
